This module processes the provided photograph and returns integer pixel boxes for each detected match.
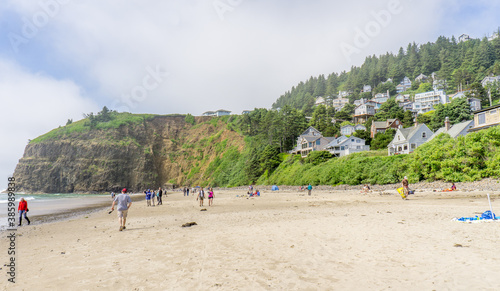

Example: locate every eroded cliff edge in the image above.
[13,114,244,193]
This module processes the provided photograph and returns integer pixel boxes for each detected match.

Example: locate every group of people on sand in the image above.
[143,187,165,206]
[196,187,214,207]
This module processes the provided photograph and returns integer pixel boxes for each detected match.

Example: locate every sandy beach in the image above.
[2,188,500,290]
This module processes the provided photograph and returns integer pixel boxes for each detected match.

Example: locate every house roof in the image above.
[429,120,474,140]
[372,121,387,129]
[388,124,430,147]
[473,103,500,114]
[300,126,322,136]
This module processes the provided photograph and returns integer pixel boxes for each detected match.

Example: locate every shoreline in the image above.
[0,194,145,232]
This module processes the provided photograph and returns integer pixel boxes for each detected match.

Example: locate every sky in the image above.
[1,0,499,190]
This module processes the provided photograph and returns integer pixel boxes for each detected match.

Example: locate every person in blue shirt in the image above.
[145,189,152,206]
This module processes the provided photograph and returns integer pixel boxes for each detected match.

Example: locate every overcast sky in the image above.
[1,0,499,191]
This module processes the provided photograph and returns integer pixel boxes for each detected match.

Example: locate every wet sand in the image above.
[1,189,499,290]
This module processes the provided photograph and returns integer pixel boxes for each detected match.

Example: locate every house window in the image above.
[356,140,360,143]
[316,140,320,146]
[309,142,312,147]
[302,143,307,149]
[398,136,400,141]
[422,132,426,138]
[490,110,497,115]
[351,139,354,142]
[411,143,416,149]
[404,145,408,150]
[478,113,486,125]
[341,146,345,150]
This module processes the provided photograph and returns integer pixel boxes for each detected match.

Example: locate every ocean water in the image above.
[0,192,112,231]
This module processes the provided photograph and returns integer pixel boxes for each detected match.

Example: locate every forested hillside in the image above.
[273,34,500,114]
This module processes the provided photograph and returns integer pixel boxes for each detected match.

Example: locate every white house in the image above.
[373,92,390,103]
[202,109,231,116]
[428,117,474,141]
[315,97,326,106]
[387,123,433,155]
[395,94,410,103]
[362,85,372,93]
[332,98,349,110]
[340,124,367,136]
[354,104,375,124]
[326,136,370,157]
[414,89,448,113]
[415,73,428,82]
[354,98,368,106]
[481,76,500,88]
[396,77,412,93]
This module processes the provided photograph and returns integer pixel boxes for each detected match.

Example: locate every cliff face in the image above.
[13,115,245,193]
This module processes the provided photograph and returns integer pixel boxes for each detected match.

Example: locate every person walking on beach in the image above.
[18,197,30,226]
[183,187,187,196]
[208,188,214,206]
[151,190,156,206]
[186,187,189,196]
[111,188,132,231]
[111,192,115,200]
[145,189,152,206]
[307,184,312,196]
[197,187,205,207]
[158,187,163,205]
[402,176,409,199]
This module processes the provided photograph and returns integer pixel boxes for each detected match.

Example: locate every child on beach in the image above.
[208,188,214,206]
[197,188,205,207]
[145,190,152,206]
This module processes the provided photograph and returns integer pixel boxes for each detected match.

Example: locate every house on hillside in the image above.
[365,100,382,110]
[481,75,500,88]
[415,73,428,82]
[315,97,326,106]
[395,94,410,103]
[449,91,481,112]
[373,92,390,103]
[290,126,335,157]
[399,101,414,112]
[203,109,231,116]
[354,104,375,124]
[458,33,471,42]
[340,124,367,136]
[469,104,500,132]
[396,77,412,93]
[428,117,474,141]
[387,123,433,155]
[413,89,448,113]
[354,98,368,106]
[362,85,372,93]
[242,110,252,114]
[370,119,402,138]
[332,97,349,111]
[326,135,370,157]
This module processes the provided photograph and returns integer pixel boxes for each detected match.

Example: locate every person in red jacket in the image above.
[18,197,30,226]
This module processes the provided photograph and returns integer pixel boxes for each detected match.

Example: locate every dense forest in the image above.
[272,34,500,115]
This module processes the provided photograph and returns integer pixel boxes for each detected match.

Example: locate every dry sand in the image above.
[2,189,500,290]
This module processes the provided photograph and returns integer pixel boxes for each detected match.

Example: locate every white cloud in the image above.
[0,58,99,187]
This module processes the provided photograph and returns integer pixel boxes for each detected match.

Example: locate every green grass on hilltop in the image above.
[30,112,157,144]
